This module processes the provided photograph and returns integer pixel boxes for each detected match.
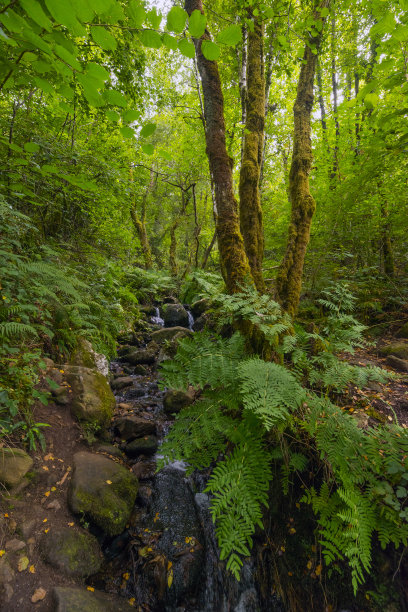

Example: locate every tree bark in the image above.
[276,1,330,317]
[239,15,265,292]
[184,0,252,294]
[201,230,217,269]
[330,15,340,182]
[130,168,153,269]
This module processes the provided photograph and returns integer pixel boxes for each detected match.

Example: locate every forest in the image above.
[1,0,408,610]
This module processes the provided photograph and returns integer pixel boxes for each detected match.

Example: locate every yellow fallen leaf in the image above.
[42,466,49,471]
[44,454,54,461]
[67,522,74,527]
[307,560,312,570]
[167,561,172,570]
[51,486,56,491]
[29,564,35,574]
[167,568,173,588]
[106,480,112,485]
[288,571,293,576]
[44,491,50,497]
[185,536,192,544]
[123,572,130,580]
[0,550,5,557]
[289,527,296,535]
[44,529,49,534]
[87,586,94,592]
[43,518,48,523]
[18,556,29,572]
[128,598,136,606]
[4,513,8,518]
[59,369,65,373]
[315,564,322,576]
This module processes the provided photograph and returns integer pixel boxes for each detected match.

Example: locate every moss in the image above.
[379,344,408,360]
[366,407,387,424]
[41,527,101,577]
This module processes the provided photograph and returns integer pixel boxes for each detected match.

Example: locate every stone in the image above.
[193,315,207,332]
[385,355,408,373]
[0,448,33,488]
[126,345,158,365]
[150,326,192,344]
[131,460,156,480]
[52,586,130,612]
[31,588,47,603]
[396,322,408,339]
[162,296,179,304]
[69,337,109,377]
[40,526,102,578]
[68,451,139,536]
[52,386,70,405]
[124,435,158,457]
[114,416,156,440]
[134,364,148,375]
[163,389,194,415]
[46,499,62,511]
[139,304,157,316]
[364,380,382,392]
[20,519,37,539]
[191,298,210,318]
[0,556,14,587]
[162,303,189,328]
[94,444,123,459]
[65,365,115,429]
[5,539,26,553]
[110,376,134,391]
[379,343,408,361]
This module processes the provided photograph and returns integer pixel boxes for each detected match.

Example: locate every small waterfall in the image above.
[187,310,194,330]
[151,306,164,327]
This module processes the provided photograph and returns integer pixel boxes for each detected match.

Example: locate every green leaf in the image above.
[70,0,94,22]
[85,62,110,83]
[103,89,127,107]
[178,38,195,59]
[87,0,114,14]
[142,143,155,155]
[201,40,220,61]
[162,33,178,50]
[44,0,85,35]
[33,76,55,95]
[41,164,59,173]
[159,150,172,161]
[392,24,408,43]
[139,29,162,49]
[90,26,117,51]
[364,93,379,109]
[217,24,242,46]
[58,84,74,100]
[22,29,52,54]
[147,8,162,30]
[140,122,156,138]
[1,10,28,33]
[54,44,82,71]
[77,73,104,106]
[101,3,125,24]
[105,110,120,122]
[20,0,52,32]
[320,7,330,17]
[32,59,53,74]
[127,0,145,27]
[400,0,408,9]
[123,109,140,123]
[120,126,134,138]
[167,6,187,34]
[24,142,40,153]
[189,9,206,38]
[0,27,17,46]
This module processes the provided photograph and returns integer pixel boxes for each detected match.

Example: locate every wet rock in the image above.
[40,526,102,578]
[68,451,138,536]
[139,304,157,316]
[125,435,158,457]
[163,303,189,328]
[131,460,157,480]
[110,376,134,391]
[52,586,130,612]
[193,314,208,332]
[0,448,33,488]
[151,326,192,344]
[70,337,109,377]
[116,344,133,358]
[386,355,408,373]
[191,298,211,318]
[137,484,153,506]
[114,416,156,440]
[379,343,408,360]
[126,345,158,365]
[124,385,146,400]
[163,389,194,415]
[65,366,115,429]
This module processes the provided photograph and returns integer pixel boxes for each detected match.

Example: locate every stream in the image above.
[95,304,284,612]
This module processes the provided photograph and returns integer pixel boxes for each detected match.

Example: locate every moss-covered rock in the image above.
[124,435,158,457]
[162,303,189,328]
[52,587,130,612]
[379,343,408,360]
[65,366,115,429]
[40,527,102,577]
[68,452,138,536]
[163,390,194,415]
[396,322,408,339]
[69,337,109,377]
[0,448,33,488]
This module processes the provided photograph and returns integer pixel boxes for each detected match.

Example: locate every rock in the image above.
[0,557,15,597]
[385,355,408,373]
[40,527,102,578]
[379,343,408,360]
[52,386,70,405]
[5,539,26,553]
[94,444,124,459]
[139,304,157,316]
[191,298,210,318]
[193,314,207,332]
[52,586,130,612]
[134,364,148,375]
[163,296,179,304]
[46,499,62,511]
[70,337,109,378]
[117,345,132,358]
[20,519,37,538]
[396,322,408,339]
[163,303,189,328]
[364,380,382,392]
[65,366,115,429]
[151,326,192,344]
[125,435,158,457]
[0,448,33,488]
[131,460,157,480]
[110,376,134,391]
[163,390,194,415]
[31,587,47,603]
[126,345,158,365]
[114,416,156,440]
[68,451,139,536]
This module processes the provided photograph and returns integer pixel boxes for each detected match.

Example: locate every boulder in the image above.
[40,527,102,578]
[386,355,408,373]
[65,366,115,429]
[396,322,408,339]
[192,315,207,332]
[125,435,158,457]
[134,364,148,375]
[163,303,189,328]
[110,376,134,391]
[191,298,210,318]
[0,448,33,488]
[70,337,109,378]
[163,296,179,304]
[114,416,156,440]
[150,326,192,344]
[52,587,130,612]
[68,451,139,536]
[126,344,158,365]
[139,304,157,316]
[379,343,408,361]
[163,390,194,415]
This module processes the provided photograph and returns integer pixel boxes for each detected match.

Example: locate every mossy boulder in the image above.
[379,343,408,361]
[150,326,192,344]
[124,435,158,457]
[163,390,194,415]
[68,451,138,536]
[69,337,109,377]
[126,344,158,365]
[162,303,189,328]
[65,366,115,429]
[191,298,211,318]
[40,527,102,578]
[396,322,408,339]
[0,448,33,488]
[52,587,130,612]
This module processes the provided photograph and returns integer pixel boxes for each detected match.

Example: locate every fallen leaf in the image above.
[29,564,35,574]
[42,466,49,471]
[18,556,29,572]
[43,518,48,523]
[44,529,49,534]
[167,561,172,570]
[307,560,312,570]
[167,568,173,588]
[128,597,136,606]
[0,550,5,557]
[44,491,50,497]
[315,564,322,576]
[51,486,56,491]
[31,588,46,603]
[67,522,74,527]
[44,454,54,461]
[106,480,112,485]
[123,572,130,580]
[87,586,94,592]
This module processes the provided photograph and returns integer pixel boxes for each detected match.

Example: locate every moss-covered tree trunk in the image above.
[130,168,153,269]
[276,1,330,317]
[239,15,265,292]
[185,0,252,294]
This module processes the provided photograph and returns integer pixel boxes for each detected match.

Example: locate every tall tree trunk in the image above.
[239,15,266,292]
[185,0,252,294]
[169,221,178,276]
[276,1,330,317]
[316,58,328,151]
[330,15,340,182]
[201,230,217,269]
[130,168,153,269]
